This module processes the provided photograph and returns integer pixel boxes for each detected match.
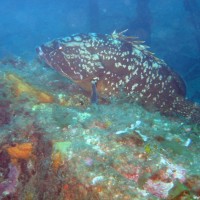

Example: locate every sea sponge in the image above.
[6,73,54,103]
[6,143,33,163]
[51,152,63,172]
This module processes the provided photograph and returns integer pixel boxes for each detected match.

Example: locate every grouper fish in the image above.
[36,31,200,124]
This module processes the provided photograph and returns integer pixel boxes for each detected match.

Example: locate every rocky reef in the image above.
[0,56,199,199]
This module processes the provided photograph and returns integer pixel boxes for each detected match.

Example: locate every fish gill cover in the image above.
[0,0,200,200]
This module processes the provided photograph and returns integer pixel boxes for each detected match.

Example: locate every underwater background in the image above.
[0,0,200,199]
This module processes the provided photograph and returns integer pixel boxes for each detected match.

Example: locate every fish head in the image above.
[36,39,87,82]
[36,34,120,97]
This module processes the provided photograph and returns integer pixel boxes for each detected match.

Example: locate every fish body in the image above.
[37,32,200,123]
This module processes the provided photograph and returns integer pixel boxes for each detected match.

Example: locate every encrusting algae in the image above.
[51,141,71,172]
[6,73,54,103]
[51,152,64,173]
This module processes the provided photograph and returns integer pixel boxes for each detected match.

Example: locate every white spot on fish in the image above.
[92,54,99,60]
[143,61,148,68]
[152,62,160,69]
[115,62,122,68]
[132,83,138,90]
[85,42,91,47]
[132,68,138,75]
[125,75,130,83]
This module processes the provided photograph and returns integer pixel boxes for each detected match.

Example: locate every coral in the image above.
[144,179,174,199]
[6,143,33,163]
[143,162,187,199]
[6,73,54,103]
[116,164,141,183]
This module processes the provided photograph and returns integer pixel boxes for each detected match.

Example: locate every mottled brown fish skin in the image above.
[36,33,200,124]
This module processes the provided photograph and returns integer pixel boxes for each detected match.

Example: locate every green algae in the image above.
[53,141,72,156]
[160,140,192,157]
[168,181,193,200]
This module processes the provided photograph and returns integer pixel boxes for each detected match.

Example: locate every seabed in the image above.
[0,56,199,200]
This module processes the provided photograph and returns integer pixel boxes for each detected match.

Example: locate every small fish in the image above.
[36,31,200,124]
